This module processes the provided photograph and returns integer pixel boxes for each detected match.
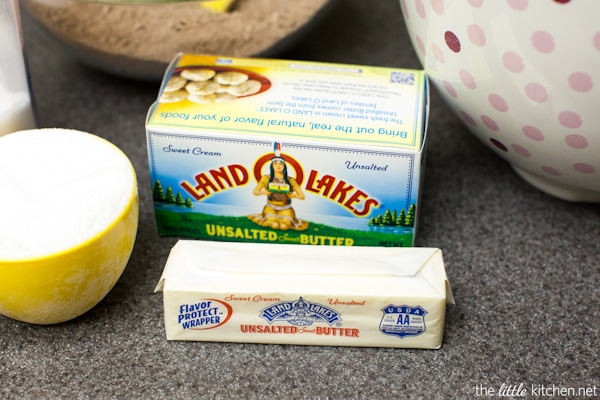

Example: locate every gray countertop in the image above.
[2,1,599,399]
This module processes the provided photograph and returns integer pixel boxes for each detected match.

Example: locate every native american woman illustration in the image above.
[248,143,309,231]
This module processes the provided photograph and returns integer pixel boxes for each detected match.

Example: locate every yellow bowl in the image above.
[0,129,139,324]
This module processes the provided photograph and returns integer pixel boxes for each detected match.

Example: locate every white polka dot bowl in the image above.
[400,0,600,202]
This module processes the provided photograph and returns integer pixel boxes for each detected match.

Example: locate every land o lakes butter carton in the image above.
[155,241,454,349]
[146,54,429,247]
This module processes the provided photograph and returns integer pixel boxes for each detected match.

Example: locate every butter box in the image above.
[155,240,454,349]
[146,54,429,247]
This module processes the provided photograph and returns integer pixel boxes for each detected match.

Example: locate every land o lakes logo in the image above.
[259,297,342,327]
[379,304,427,338]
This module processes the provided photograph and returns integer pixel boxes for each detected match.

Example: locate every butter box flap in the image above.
[155,240,454,303]
[147,54,428,151]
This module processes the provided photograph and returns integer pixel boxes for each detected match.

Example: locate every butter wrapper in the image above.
[155,240,454,349]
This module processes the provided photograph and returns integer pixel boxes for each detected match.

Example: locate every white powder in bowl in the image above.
[0,128,137,260]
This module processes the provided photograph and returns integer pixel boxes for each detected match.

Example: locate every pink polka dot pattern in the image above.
[488,94,509,112]
[481,115,499,131]
[460,111,477,127]
[402,0,600,199]
[522,126,544,142]
[531,31,555,53]
[511,144,531,157]
[400,0,409,19]
[502,52,525,73]
[542,166,561,176]
[568,72,593,92]
[490,138,508,152]
[459,69,476,89]
[416,0,426,19]
[574,163,596,174]
[431,43,445,63]
[508,0,528,11]
[443,81,457,98]
[468,24,486,47]
[445,31,461,53]
[525,83,548,102]
[416,36,426,55]
[558,111,582,129]
[431,0,444,15]
[594,32,600,52]
[565,134,589,149]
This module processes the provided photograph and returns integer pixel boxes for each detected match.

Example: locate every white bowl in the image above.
[400,0,600,202]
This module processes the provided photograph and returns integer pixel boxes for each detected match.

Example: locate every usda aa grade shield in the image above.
[379,304,427,339]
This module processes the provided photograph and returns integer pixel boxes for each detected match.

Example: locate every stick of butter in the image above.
[155,241,455,349]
